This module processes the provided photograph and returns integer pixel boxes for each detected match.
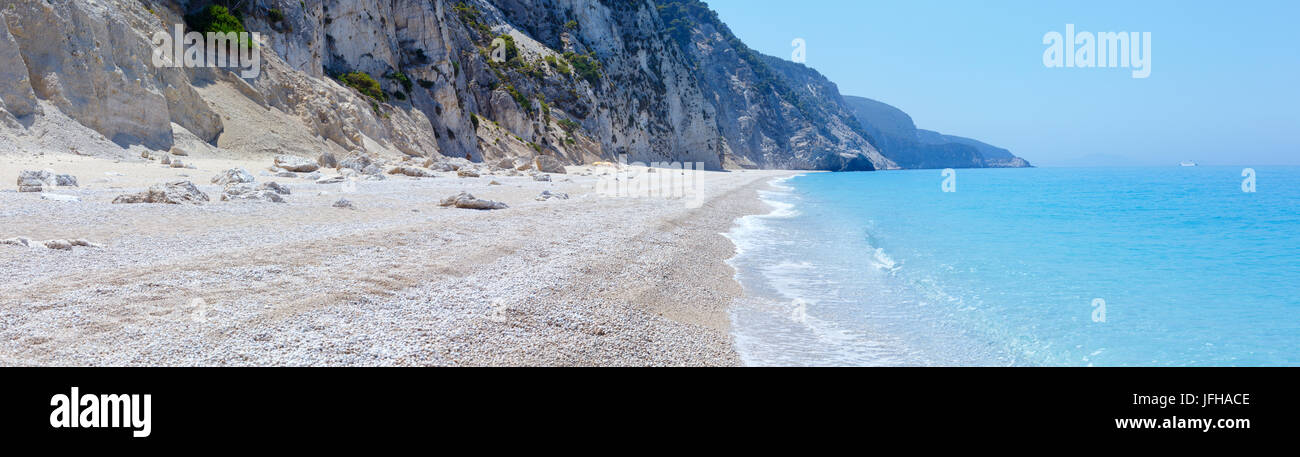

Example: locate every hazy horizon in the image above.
[706,0,1300,167]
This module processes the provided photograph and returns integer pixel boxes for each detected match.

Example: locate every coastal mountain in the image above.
[843,95,1031,169]
[2,0,1000,171]
[656,1,893,170]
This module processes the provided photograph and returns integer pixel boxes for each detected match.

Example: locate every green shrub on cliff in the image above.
[340,71,387,102]
[563,52,602,86]
[185,4,253,49]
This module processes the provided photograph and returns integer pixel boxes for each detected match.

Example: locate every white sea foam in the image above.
[870,247,900,271]
[726,174,1015,366]
[722,178,802,263]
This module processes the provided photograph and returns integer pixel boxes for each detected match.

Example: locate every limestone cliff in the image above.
[843,95,1032,169]
[0,0,969,172]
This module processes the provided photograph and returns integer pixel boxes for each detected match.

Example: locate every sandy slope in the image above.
[0,154,795,366]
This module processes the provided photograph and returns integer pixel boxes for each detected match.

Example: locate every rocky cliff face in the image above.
[656,0,893,170]
[843,95,1031,169]
[915,129,1030,168]
[0,0,977,172]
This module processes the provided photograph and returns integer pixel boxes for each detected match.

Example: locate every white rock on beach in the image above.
[221,183,286,203]
[0,237,33,247]
[55,174,78,187]
[387,165,436,178]
[439,192,508,210]
[211,168,255,185]
[40,193,80,202]
[112,181,210,205]
[17,170,53,192]
[274,154,320,172]
[339,155,373,173]
[535,190,569,201]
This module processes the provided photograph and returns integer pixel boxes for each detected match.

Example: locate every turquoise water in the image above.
[726,167,1300,366]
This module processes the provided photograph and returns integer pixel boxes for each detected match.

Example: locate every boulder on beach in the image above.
[316,175,346,184]
[387,166,436,178]
[425,160,459,172]
[534,155,567,174]
[55,174,78,187]
[113,181,210,205]
[339,155,373,173]
[17,170,53,192]
[9,238,101,251]
[1,237,33,247]
[513,158,533,171]
[42,239,74,251]
[317,151,338,169]
[535,190,569,201]
[40,193,80,202]
[457,169,480,178]
[211,168,255,185]
[221,183,286,203]
[259,182,291,195]
[275,154,319,172]
[439,192,508,210]
[332,198,355,209]
[533,173,552,182]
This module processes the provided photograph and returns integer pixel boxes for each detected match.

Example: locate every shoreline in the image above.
[1,153,800,366]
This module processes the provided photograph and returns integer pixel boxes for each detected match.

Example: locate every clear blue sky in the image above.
[705,0,1300,167]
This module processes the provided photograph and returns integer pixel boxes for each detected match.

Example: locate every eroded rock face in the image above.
[843,96,1032,169]
[0,17,39,126]
[0,0,915,172]
[0,0,221,148]
[113,181,210,205]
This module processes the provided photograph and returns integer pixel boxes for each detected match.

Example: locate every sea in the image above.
[725,166,1300,366]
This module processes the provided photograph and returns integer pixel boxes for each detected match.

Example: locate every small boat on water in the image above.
[1180,161,1198,167]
